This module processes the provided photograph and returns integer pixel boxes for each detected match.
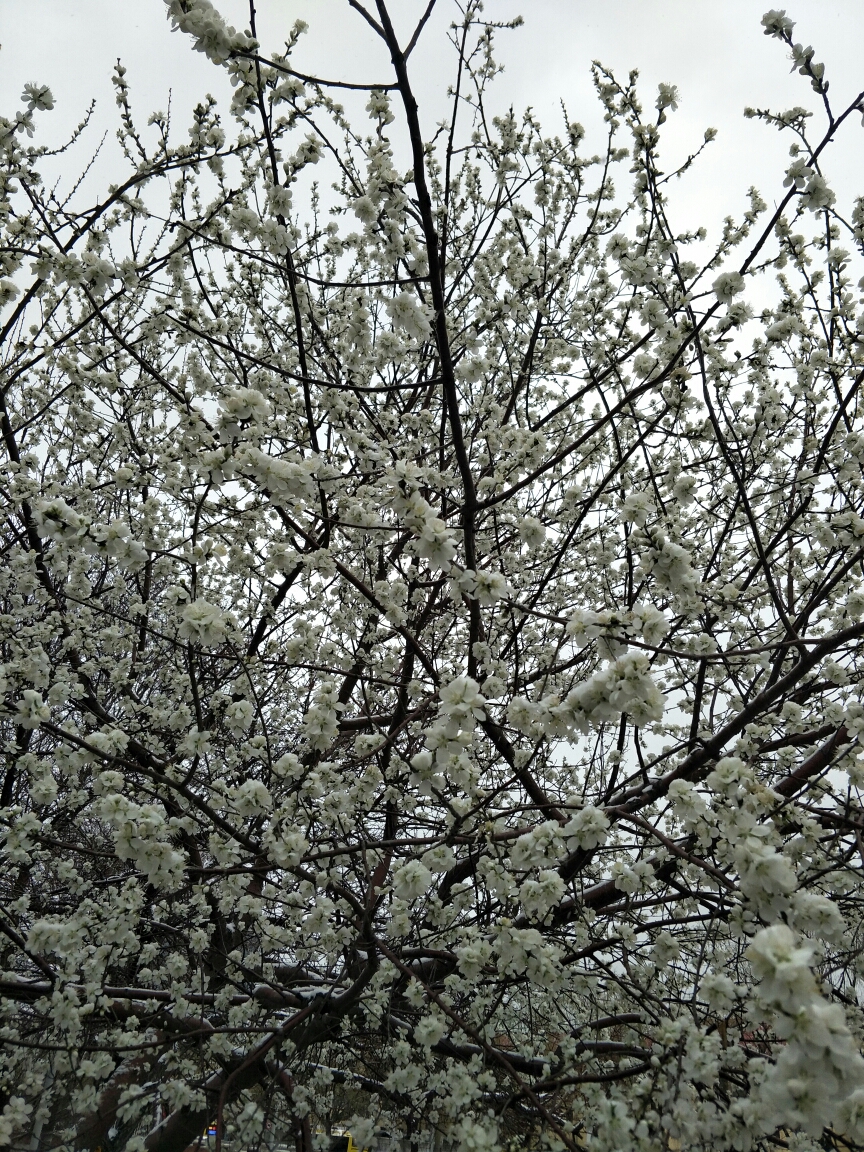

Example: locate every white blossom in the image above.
[800,172,836,212]
[748,925,864,1137]
[34,497,83,540]
[519,869,565,918]
[0,1097,32,1147]
[518,515,545,547]
[15,690,50,730]
[231,779,271,815]
[353,195,378,225]
[21,84,54,112]
[656,83,679,123]
[178,600,230,647]
[712,270,746,303]
[384,292,432,341]
[218,387,271,435]
[563,804,610,850]
[392,859,433,902]
[762,9,795,37]
[620,490,654,526]
[165,0,256,65]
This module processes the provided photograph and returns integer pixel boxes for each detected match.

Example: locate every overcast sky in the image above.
[1,1,862,247]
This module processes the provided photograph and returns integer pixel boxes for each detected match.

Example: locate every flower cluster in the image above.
[509,650,664,738]
[165,0,256,65]
[391,480,459,570]
[748,926,864,1138]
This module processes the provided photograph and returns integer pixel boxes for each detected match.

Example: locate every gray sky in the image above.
[1,1,862,246]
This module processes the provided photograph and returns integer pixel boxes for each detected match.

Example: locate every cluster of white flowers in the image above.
[87,519,147,569]
[509,650,664,738]
[611,857,655,894]
[237,445,317,502]
[98,792,184,889]
[762,9,796,37]
[748,926,864,1139]
[712,270,746,304]
[495,925,564,989]
[384,292,432,341]
[164,0,256,65]
[217,386,271,436]
[14,690,51,730]
[799,172,836,212]
[414,676,487,771]
[391,858,433,902]
[178,599,232,647]
[452,1115,499,1152]
[509,806,610,874]
[703,757,799,921]
[33,501,147,570]
[656,83,680,116]
[394,496,458,570]
[229,777,272,816]
[567,602,669,657]
[301,680,345,750]
[451,565,509,605]
[620,489,654,526]
[263,821,308,868]
[635,527,698,599]
[0,1097,31,1148]
[33,497,84,542]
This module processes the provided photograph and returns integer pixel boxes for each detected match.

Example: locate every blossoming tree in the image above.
[2,2,864,1149]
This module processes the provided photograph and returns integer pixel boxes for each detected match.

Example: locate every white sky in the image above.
[1,1,862,250]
